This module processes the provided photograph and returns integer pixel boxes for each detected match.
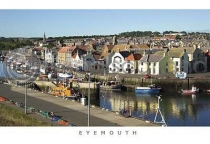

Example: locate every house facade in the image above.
[71,51,83,69]
[154,49,189,74]
[138,54,163,75]
[108,51,132,74]
[44,48,53,63]
[170,46,206,73]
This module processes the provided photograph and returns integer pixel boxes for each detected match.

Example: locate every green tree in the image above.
[175,35,182,40]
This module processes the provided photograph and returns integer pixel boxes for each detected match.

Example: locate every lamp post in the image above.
[18,52,27,114]
[25,72,27,114]
[88,72,90,126]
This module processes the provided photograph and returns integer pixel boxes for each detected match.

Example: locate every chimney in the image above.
[143,50,146,56]
[193,44,196,50]
[197,44,201,49]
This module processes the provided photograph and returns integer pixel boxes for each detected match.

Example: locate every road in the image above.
[0,83,157,126]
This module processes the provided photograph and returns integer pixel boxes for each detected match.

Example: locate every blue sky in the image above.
[0,10,210,38]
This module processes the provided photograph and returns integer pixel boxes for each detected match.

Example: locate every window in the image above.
[110,68,111,70]
[120,69,122,72]
[120,64,122,67]
[154,62,156,66]
[113,64,115,67]
[149,62,151,65]
[113,69,115,72]
[166,62,168,66]
[127,60,130,63]
[153,68,155,74]
[141,62,143,65]
[181,68,184,71]
[166,68,168,73]
[120,59,122,63]
[176,61,178,66]
[176,68,179,71]
[128,64,130,68]
[141,68,143,72]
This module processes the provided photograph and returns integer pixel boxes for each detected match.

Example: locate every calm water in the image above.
[97,91,210,126]
[1,62,210,126]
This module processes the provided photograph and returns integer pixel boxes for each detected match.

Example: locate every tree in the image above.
[175,35,182,40]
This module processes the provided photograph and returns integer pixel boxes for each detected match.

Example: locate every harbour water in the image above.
[1,62,210,126]
[97,91,210,126]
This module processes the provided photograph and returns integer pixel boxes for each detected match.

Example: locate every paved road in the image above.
[0,83,157,126]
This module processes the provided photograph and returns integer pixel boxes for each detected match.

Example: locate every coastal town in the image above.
[2,31,210,76]
[1,31,210,127]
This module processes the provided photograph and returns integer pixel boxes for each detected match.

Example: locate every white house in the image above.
[138,54,163,75]
[44,47,54,63]
[108,51,132,74]
[71,51,83,69]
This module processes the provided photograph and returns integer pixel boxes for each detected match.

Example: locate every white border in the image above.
[0,0,210,9]
[0,127,210,144]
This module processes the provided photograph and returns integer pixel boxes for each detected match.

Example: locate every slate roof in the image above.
[112,44,130,52]
[130,44,149,49]
[170,47,195,54]
[139,54,163,62]
[125,54,134,61]
[154,50,184,58]
[119,51,131,59]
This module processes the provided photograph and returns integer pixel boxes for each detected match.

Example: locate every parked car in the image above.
[145,74,151,79]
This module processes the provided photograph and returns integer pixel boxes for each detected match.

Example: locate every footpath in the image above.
[0,83,158,126]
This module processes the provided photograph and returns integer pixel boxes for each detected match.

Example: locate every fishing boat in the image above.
[135,86,161,94]
[100,81,127,92]
[181,86,199,95]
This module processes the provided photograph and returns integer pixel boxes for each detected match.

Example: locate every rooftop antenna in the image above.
[154,95,167,126]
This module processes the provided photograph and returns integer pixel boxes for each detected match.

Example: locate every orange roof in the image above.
[58,46,76,53]
[133,54,142,60]
[34,47,43,51]
[152,37,162,40]
[165,35,176,40]
[125,53,134,61]
[77,45,92,52]
[130,44,150,49]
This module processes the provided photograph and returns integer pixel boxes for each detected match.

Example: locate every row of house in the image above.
[31,42,210,75]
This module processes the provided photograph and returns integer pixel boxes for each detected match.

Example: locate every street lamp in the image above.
[88,72,90,126]
[25,72,27,114]
[17,52,28,114]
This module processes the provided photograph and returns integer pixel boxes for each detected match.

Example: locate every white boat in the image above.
[135,86,160,94]
[58,73,73,78]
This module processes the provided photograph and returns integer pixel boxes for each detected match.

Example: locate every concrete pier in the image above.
[0,84,158,126]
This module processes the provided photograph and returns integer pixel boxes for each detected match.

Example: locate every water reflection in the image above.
[97,91,210,126]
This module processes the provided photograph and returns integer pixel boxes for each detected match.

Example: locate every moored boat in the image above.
[181,86,199,95]
[100,81,127,92]
[135,84,162,94]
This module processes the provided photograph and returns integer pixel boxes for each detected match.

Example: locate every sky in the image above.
[1,9,210,38]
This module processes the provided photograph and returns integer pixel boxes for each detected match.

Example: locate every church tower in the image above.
[43,32,46,44]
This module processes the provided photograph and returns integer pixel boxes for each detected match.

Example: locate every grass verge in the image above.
[0,103,52,126]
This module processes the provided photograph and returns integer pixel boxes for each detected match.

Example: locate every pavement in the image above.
[0,83,158,127]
